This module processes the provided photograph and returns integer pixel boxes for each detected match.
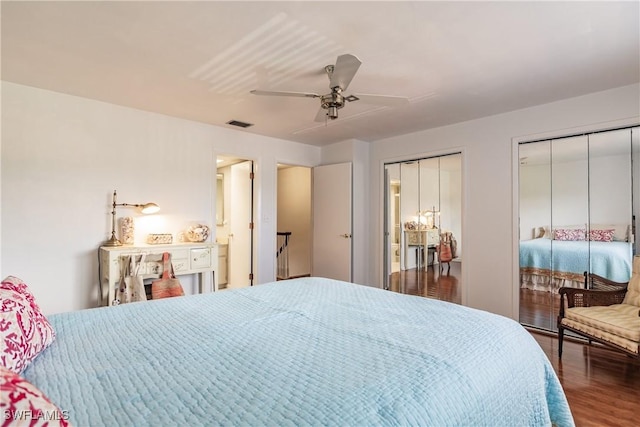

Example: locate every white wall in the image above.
[3,81,638,319]
[370,83,640,318]
[1,82,320,314]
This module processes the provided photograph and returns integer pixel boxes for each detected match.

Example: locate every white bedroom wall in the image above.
[1,82,321,314]
[370,83,640,319]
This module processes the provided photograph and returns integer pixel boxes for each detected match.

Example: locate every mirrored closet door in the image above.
[518,126,639,332]
[384,153,462,303]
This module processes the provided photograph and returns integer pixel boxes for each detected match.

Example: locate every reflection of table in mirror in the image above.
[404,229,440,269]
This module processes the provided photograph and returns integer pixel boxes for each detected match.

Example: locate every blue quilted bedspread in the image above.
[23,278,574,426]
[519,239,633,282]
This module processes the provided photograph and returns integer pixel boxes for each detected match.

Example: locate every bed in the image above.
[520,238,633,292]
[17,277,573,426]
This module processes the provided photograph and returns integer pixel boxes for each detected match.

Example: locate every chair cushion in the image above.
[622,255,640,306]
[564,303,640,342]
[562,317,639,354]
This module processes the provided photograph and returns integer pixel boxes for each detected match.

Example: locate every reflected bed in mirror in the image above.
[519,226,633,293]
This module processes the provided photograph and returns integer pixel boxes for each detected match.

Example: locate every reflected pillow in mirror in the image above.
[588,229,615,242]
[553,228,586,241]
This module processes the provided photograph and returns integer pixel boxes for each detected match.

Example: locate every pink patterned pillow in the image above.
[553,228,586,241]
[0,365,70,426]
[1,276,55,373]
[588,229,615,242]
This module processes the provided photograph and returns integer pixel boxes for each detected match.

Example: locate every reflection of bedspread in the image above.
[519,239,633,283]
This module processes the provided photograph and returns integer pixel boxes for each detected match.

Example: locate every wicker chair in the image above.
[557,263,640,359]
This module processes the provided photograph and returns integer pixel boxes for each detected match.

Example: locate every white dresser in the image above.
[99,242,218,307]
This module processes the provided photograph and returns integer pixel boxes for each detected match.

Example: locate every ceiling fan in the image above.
[250,54,409,122]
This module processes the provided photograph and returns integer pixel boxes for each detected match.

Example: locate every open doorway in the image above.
[276,164,312,280]
[216,155,256,289]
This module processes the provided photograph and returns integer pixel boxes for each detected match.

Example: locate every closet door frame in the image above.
[381,149,465,302]
[511,117,640,322]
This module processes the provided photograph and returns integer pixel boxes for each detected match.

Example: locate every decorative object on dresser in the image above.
[421,206,440,229]
[186,224,210,242]
[120,216,134,245]
[147,233,173,245]
[104,190,160,247]
[151,253,185,299]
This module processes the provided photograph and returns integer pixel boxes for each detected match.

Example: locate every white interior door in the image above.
[228,161,252,288]
[312,162,352,281]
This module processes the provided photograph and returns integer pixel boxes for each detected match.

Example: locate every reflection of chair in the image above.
[557,257,640,359]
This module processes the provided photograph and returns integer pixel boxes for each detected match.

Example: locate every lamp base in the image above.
[103,236,123,247]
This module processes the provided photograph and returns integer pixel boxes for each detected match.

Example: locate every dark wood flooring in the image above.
[389,266,640,426]
[520,288,561,331]
[532,331,640,427]
[387,262,461,304]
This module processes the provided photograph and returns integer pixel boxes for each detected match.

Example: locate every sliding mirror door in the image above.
[519,127,636,332]
[519,140,553,330]
[384,153,462,303]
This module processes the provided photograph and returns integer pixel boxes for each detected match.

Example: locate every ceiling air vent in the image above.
[226,120,253,128]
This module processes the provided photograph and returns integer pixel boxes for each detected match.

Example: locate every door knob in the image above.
[341,233,352,238]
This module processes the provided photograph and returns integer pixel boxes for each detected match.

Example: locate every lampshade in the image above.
[141,203,160,214]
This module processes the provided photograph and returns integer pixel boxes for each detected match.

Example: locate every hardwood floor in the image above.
[389,266,640,426]
[387,261,461,304]
[532,332,640,427]
[520,288,561,331]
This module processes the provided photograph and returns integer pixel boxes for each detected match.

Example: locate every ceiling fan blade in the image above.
[314,107,328,122]
[329,54,362,91]
[250,90,320,98]
[350,93,410,106]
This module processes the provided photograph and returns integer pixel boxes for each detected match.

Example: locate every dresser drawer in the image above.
[172,259,189,272]
[406,230,425,245]
[190,248,212,269]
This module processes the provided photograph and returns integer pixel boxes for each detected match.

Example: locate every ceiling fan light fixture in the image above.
[327,106,339,120]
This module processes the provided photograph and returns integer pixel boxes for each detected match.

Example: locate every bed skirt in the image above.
[520,267,584,293]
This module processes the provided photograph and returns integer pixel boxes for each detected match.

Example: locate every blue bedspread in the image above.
[24,278,574,426]
[520,239,633,283]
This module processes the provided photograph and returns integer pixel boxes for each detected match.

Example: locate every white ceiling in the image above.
[2,1,639,147]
